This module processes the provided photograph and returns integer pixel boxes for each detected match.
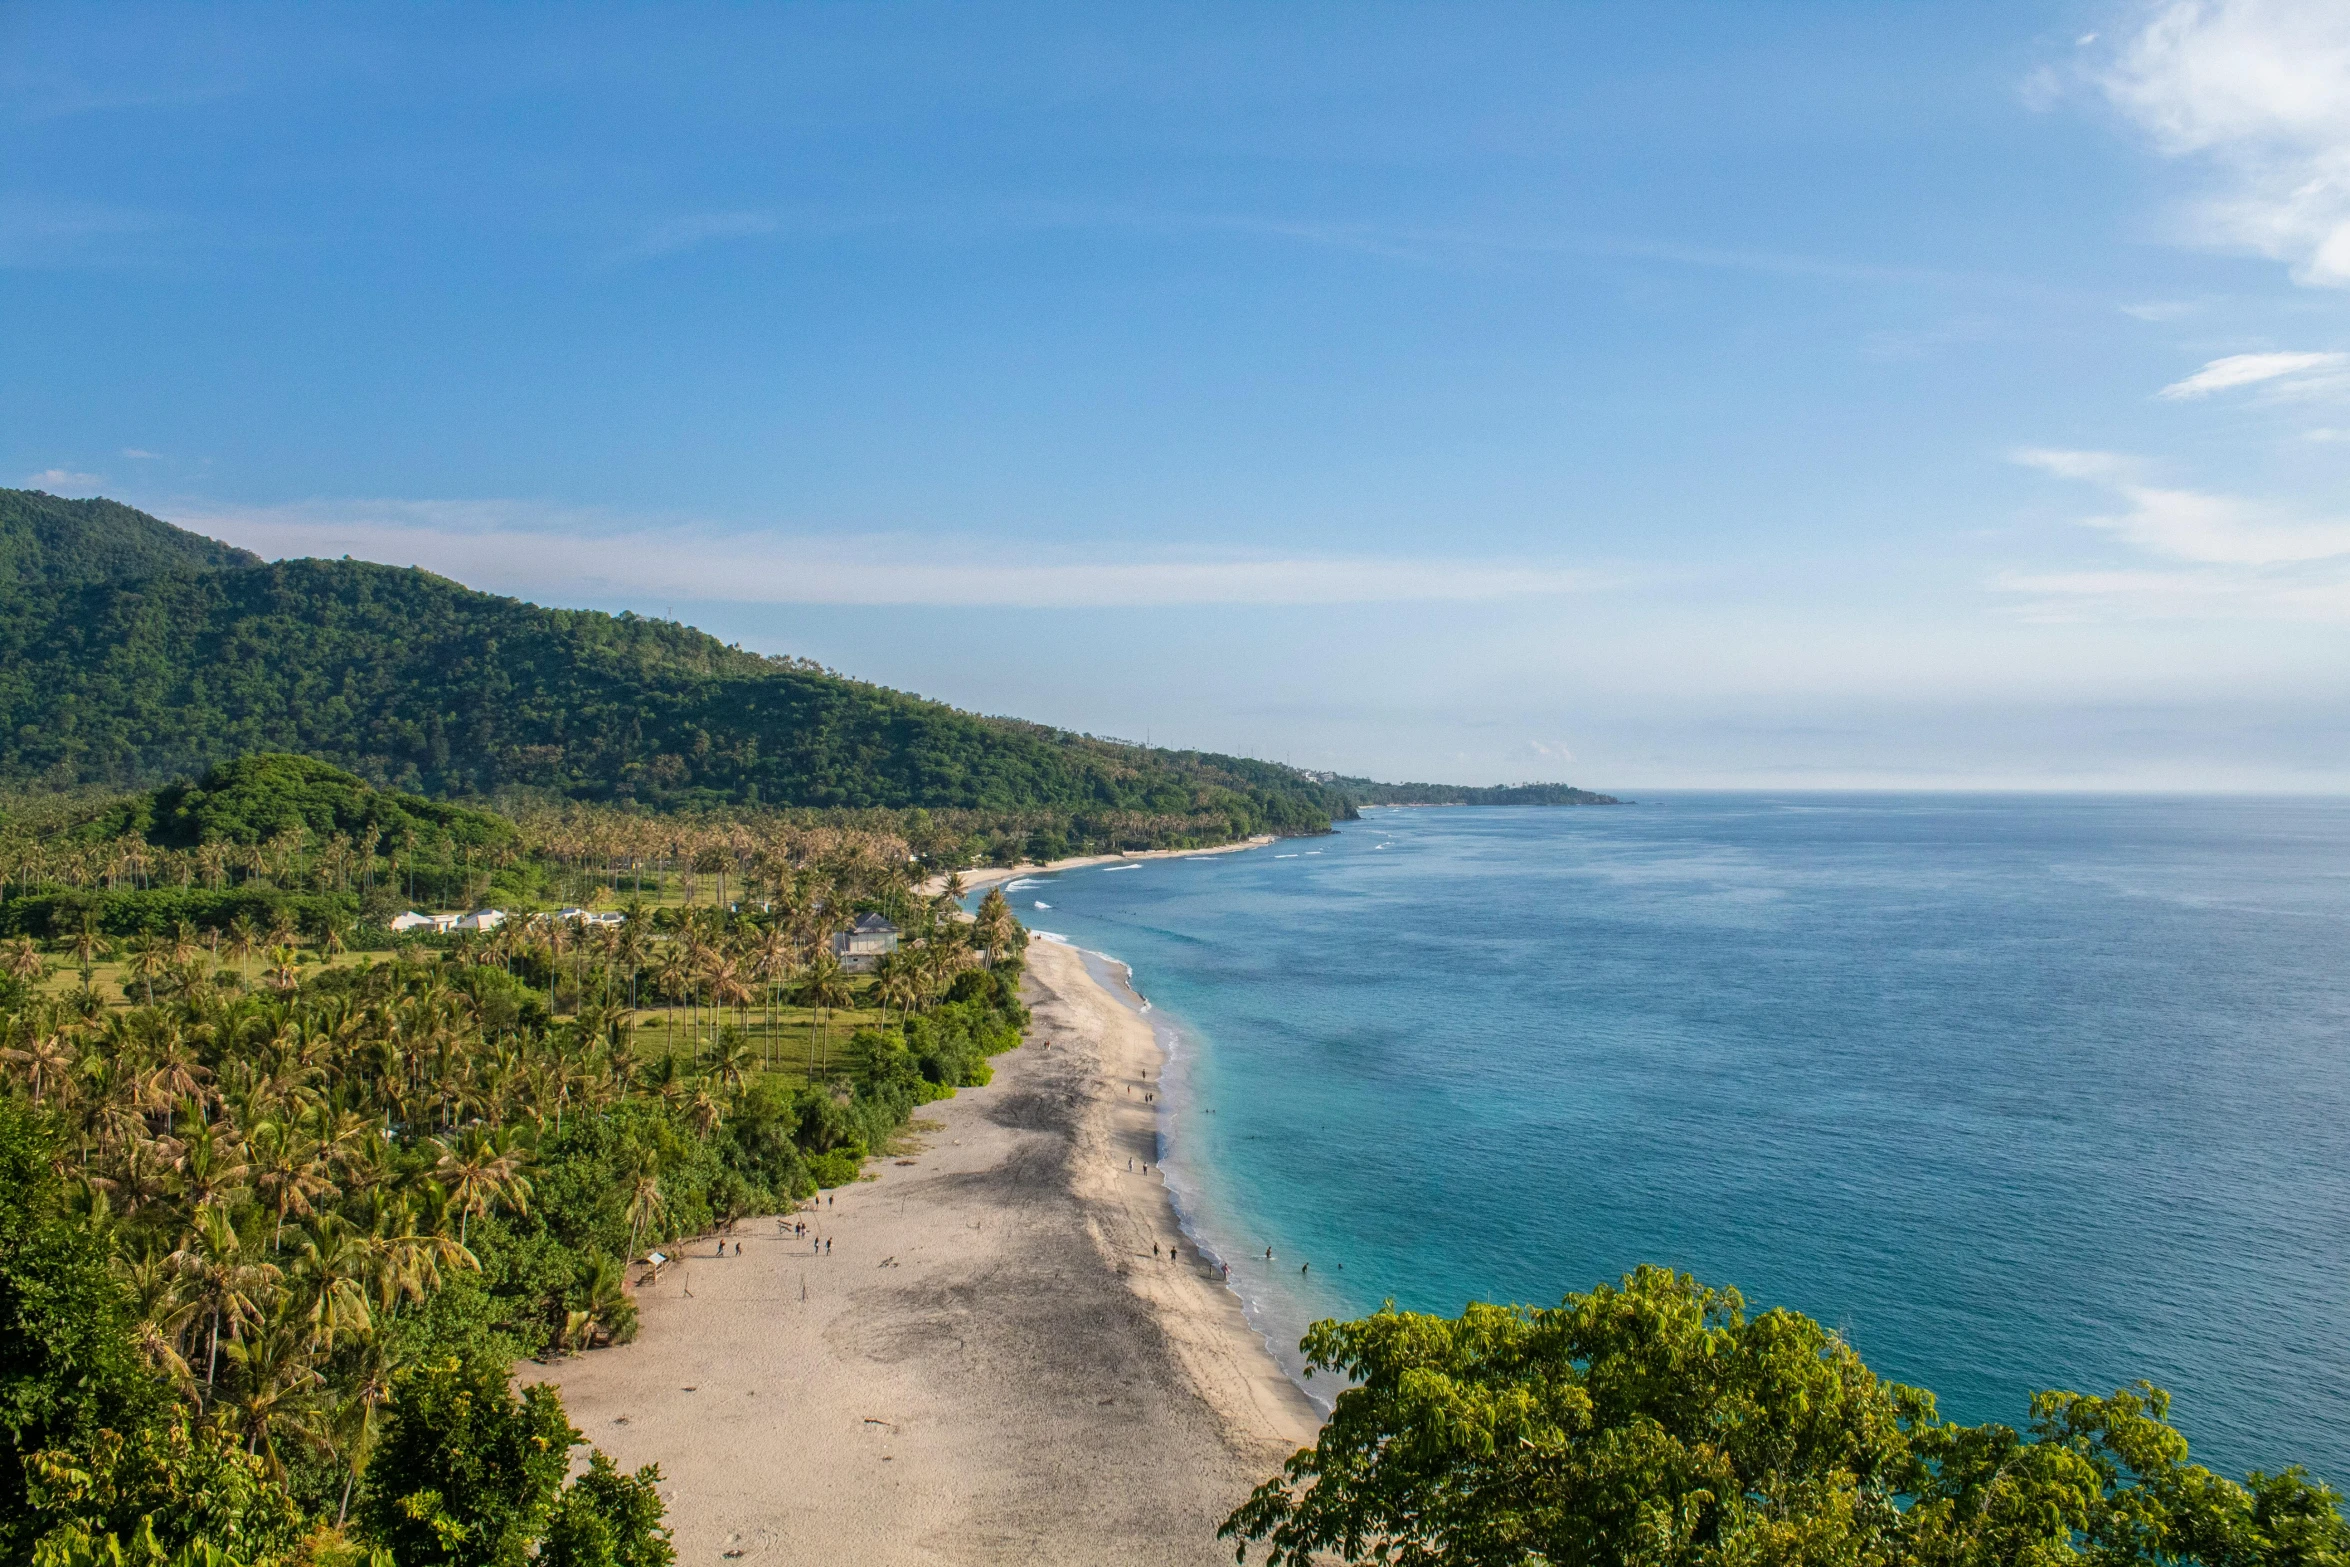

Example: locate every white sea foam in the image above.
[1103,864,1142,872]
[1004,877,1046,890]
[1033,930,1070,944]
[1274,854,1298,859]
[1032,901,1051,909]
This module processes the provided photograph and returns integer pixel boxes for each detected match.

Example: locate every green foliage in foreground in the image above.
[1224,1266,2345,1567]
[358,1355,669,1567]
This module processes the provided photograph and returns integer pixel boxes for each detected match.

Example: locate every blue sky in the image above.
[6,2,2347,789]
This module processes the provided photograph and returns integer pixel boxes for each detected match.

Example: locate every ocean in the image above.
[999,795,2350,1486]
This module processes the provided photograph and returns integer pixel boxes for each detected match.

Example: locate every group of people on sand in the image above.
[776,1197,836,1254]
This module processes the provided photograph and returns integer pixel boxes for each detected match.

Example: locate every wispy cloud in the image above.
[24,469,104,492]
[120,448,163,460]
[2007,447,2350,617]
[615,212,782,262]
[2156,349,2347,398]
[2102,0,2350,287]
[0,199,170,268]
[169,498,1612,608]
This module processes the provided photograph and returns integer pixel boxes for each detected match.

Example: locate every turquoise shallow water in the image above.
[1004,795,2350,1486]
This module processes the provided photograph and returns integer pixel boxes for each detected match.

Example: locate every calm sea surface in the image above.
[1002,796,2350,1485]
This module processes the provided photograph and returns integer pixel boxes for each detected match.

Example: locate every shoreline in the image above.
[922,834,1277,899]
[522,935,1319,1564]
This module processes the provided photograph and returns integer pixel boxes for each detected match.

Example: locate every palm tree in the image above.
[870,952,920,1027]
[171,1119,251,1210]
[2,935,44,987]
[0,1026,75,1104]
[794,950,853,1077]
[220,1310,324,1475]
[431,1125,532,1246]
[327,1332,405,1525]
[226,916,260,982]
[111,1247,199,1395]
[285,1213,373,1347]
[170,1203,280,1395]
[68,915,109,986]
[623,1150,665,1264]
[705,1029,755,1095]
[653,943,690,1049]
[248,1120,336,1247]
[973,887,1018,969]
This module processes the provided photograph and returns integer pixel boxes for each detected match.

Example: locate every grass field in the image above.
[18,951,897,1094]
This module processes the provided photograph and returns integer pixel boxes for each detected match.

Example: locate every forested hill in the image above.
[0,489,1349,838]
[1334,778,1625,806]
[0,488,260,594]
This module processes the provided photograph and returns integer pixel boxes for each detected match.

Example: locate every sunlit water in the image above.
[995,796,2350,1485]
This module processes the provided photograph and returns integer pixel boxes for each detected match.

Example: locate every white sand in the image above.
[523,937,1320,1565]
[928,836,1276,899]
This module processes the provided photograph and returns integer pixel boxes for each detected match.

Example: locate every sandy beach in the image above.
[524,935,1320,1565]
[930,835,1276,899]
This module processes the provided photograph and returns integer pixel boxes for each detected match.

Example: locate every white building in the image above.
[388,911,461,934]
[553,907,625,927]
[452,909,507,932]
[831,913,900,973]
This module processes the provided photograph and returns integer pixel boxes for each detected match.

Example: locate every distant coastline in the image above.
[1340,780,1627,806]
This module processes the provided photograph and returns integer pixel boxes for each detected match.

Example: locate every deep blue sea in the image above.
[1002,796,2350,1486]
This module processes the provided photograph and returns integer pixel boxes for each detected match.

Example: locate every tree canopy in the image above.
[1223,1266,2346,1567]
[0,490,1355,840]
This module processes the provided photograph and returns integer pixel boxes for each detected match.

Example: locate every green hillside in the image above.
[0,489,1351,839]
[0,488,260,595]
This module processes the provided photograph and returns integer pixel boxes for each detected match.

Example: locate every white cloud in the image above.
[2012,447,2142,482]
[24,468,104,491]
[2007,447,2350,617]
[169,498,1610,608]
[2156,349,2347,397]
[616,212,781,262]
[120,448,162,460]
[2102,0,2350,286]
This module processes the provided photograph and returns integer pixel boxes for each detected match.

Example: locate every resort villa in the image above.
[831,912,900,972]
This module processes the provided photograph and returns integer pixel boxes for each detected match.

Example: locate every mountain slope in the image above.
[0,488,261,596]
[0,491,1350,836]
